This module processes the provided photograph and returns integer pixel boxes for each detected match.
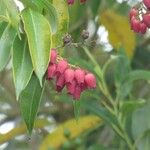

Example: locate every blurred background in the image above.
[0,0,150,150]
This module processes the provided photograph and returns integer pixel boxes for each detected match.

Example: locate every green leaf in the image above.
[21,8,51,86]
[0,24,16,71]
[13,35,33,100]
[2,0,20,29]
[0,21,7,36]
[52,0,69,48]
[19,74,44,134]
[123,70,150,83]
[0,0,6,16]
[19,0,58,33]
[132,102,150,150]
[136,131,150,150]
[114,49,131,87]
[43,0,58,34]
[82,101,118,126]
[120,99,145,120]
[132,102,150,139]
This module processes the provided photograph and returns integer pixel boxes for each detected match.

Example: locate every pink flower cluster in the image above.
[129,0,150,34]
[46,49,96,100]
[67,0,87,5]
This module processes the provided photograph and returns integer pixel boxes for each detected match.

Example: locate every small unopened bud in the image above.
[63,34,73,45]
[81,30,89,40]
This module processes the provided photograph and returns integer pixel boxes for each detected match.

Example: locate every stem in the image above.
[82,46,135,150]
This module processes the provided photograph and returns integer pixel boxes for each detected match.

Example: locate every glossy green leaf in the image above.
[52,0,69,48]
[2,0,19,28]
[19,74,44,134]
[13,35,33,100]
[0,24,16,71]
[21,8,51,86]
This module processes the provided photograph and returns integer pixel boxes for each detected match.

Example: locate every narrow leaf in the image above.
[0,24,16,71]
[21,8,51,85]
[19,74,44,134]
[13,35,33,100]
[39,115,101,149]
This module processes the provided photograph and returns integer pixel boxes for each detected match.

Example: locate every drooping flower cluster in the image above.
[129,0,150,34]
[46,49,96,100]
[67,0,87,5]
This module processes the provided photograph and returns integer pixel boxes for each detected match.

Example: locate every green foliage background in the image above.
[0,0,150,150]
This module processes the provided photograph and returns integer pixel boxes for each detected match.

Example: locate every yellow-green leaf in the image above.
[100,10,136,58]
[39,115,102,149]
[52,0,69,49]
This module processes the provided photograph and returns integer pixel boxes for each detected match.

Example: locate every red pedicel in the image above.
[80,0,87,3]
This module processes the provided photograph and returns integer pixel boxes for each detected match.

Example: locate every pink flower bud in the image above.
[80,82,87,91]
[66,80,76,95]
[56,60,68,75]
[74,69,85,84]
[143,13,150,28]
[56,74,65,92]
[129,8,138,20]
[73,85,82,100]
[67,0,74,5]
[139,22,147,34]
[85,73,96,89]
[143,0,150,9]
[64,69,75,83]
[47,64,56,80]
[50,49,57,64]
[131,17,140,33]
